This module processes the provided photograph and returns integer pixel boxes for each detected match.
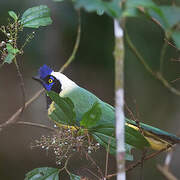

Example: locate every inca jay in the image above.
[33,65,180,151]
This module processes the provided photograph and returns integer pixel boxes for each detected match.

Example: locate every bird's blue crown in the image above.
[39,65,53,79]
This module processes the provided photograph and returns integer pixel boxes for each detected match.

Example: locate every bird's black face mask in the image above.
[32,65,62,108]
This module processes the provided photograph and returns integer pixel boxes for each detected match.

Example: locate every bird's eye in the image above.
[48,78,53,84]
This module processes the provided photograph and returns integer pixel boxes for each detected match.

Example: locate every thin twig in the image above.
[139,149,147,180]
[14,59,26,119]
[125,30,180,96]
[171,77,180,83]
[125,30,155,76]
[160,41,168,75]
[156,72,180,96]
[59,10,81,73]
[126,145,172,172]
[164,38,180,51]
[16,121,55,131]
[157,165,178,180]
[105,145,172,179]
[80,168,100,180]
[105,139,110,179]
[64,154,72,176]
[58,154,73,177]
[0,89,44,130]
[125,103,137,122]
[86,151,104,179]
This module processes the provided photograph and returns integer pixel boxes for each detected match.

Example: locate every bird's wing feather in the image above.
[126,118,180,144]
[59,86,115,126]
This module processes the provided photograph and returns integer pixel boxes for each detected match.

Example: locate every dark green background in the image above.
[0,0,180,179]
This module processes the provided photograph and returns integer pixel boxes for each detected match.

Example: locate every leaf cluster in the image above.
[0,5,52,65]
[55,0,180,48]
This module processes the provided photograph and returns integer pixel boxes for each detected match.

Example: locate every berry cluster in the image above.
[32,127,100,165]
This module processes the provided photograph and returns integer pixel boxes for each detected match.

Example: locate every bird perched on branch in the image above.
[33,64,180,151]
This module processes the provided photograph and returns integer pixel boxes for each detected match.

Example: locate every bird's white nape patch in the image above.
[51,71,77,90]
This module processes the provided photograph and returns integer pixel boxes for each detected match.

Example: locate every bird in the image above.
[33,64,180,151]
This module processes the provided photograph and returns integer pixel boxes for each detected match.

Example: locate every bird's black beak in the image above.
[32,76,44,85]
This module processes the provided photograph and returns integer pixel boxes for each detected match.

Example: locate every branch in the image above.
[14,59,26,119]
[0,20,26,128]
[159,41,168,75]
[106,145,172,179]
[79,168,100,180]
[157,147,178,180]
[59,10,81,73]
[16,121,55,131]
[0,88,44,130]
[105,139,111,178]
[125,30,180,96]
[126,145,172,172]
[114,19,126,180]
[85,151,104,179]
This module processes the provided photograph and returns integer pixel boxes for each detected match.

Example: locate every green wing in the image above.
[126,118,180,144]
[59,86,115,126]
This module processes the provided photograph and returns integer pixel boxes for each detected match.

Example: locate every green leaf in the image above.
[74,0,122,18]
[124,3,180,49]
[8,11,18,21]
[4,53,15,64]
[47,91,76,126]
[6,43,19,54]
[148,6,180,31]
[90,122,133,160]
[123,0,159,17]
[126,0,156,8]
[4,43,19,64]
[70,173,81,180]
[24,167,59,180]
[147,5,180,48]
[20,5,52,28]
[90,118,149,154]
[80,102,102,128]
[92,131,116,153]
